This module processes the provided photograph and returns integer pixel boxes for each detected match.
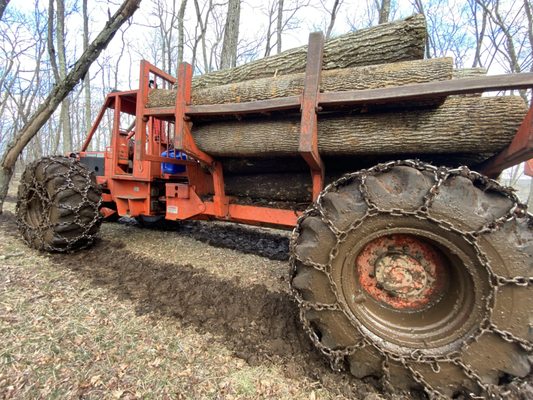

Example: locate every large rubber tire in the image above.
[290,161,532,398]
[16,156,102,252]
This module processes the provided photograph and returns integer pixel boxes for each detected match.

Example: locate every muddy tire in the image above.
[290,161,532,398]
[16,156,102,252]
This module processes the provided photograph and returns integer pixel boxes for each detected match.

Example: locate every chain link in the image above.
[16,156,102,252]
[289,159,532,398]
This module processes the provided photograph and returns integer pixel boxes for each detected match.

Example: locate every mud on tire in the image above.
[290,160,532,398]
[16,156,102,252]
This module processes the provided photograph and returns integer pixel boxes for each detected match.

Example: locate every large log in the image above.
[147,57,453,107]
[225,173,313,202]
[224,149,497,202]
[191,96,526,158]
[191,14,427,90]
[221,153,494,175]
[452,68,487,79]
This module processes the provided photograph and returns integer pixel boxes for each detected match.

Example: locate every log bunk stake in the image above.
[299,32,325,200]
[164,32,333,223]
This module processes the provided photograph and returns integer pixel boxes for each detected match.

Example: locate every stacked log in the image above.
[147,57,453,107]
[145,15,527,203]
[191,14,427,89]
[192,96,525,158]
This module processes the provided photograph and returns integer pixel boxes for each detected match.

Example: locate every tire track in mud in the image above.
[131,218,291,261]
[45,236,385,399]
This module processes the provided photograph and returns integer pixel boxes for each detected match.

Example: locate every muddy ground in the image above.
[1,180,532,399]
[0,182,392,399]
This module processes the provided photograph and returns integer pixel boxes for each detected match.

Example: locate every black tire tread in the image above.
[291,163,532,397]
[16,156,102,252]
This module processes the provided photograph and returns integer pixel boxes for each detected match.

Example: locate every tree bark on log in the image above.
[225,173,313,202]
[452,68,487,79]
[220,152,494,175]
[452,68,487,97]
[223,151,496,202]
[147,57,453,107]
[191,96,526,158]
[191,14,427,90]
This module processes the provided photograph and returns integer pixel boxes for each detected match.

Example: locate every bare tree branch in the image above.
[378,0,391,24]
[325,0,341,39]
[0,0,10,21]
[276,0,283,53]
[0,0,142,213]
[176,0,187,65]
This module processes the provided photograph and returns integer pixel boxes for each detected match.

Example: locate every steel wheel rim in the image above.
[338,219,492,357]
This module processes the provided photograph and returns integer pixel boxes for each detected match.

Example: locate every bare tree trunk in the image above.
[56,0,72,153]
[176,0,187,65]
[524,0,533,107]
[276,0,283,53]
[525,0,533,65]
[468,0,488,68]
[527,176,533,212]
[220,0,241,69]
[0,0,10,21]
[325,0,341,39]
[192,0,212,73]
[263,1,275,57]
[47,0,62,153]
[0,0,142,214]
[82,0,92,143]
[475,0,527,102]
[47,0,59,81]
[378,0,391,24]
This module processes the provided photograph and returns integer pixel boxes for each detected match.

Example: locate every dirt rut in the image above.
[44,231,386,399]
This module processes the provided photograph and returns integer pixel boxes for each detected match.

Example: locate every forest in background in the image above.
[0,0,532,200]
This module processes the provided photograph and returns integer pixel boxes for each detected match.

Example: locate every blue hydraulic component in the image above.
[161,150,187,174]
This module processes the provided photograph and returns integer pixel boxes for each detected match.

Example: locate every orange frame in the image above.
[82,60,302,228]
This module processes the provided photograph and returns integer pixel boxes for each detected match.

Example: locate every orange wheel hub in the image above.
[356,234,448,310]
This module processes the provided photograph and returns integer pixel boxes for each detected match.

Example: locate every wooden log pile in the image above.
[146,15,527,203]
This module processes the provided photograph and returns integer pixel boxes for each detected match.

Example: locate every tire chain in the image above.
[289,159,533,399]
[16,156,102,252]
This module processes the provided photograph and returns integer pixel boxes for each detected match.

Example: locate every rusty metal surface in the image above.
[299,32,325,201]
[182,72,533,117]
[356,234,447,311]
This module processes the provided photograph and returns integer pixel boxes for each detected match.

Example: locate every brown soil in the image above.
[132,218,290,261]
[1,207,391,399]
[43,233,386,399]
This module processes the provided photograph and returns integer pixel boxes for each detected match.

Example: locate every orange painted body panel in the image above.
[111,180,151,217]
[81,60,301,228]
[165,183,206,220]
